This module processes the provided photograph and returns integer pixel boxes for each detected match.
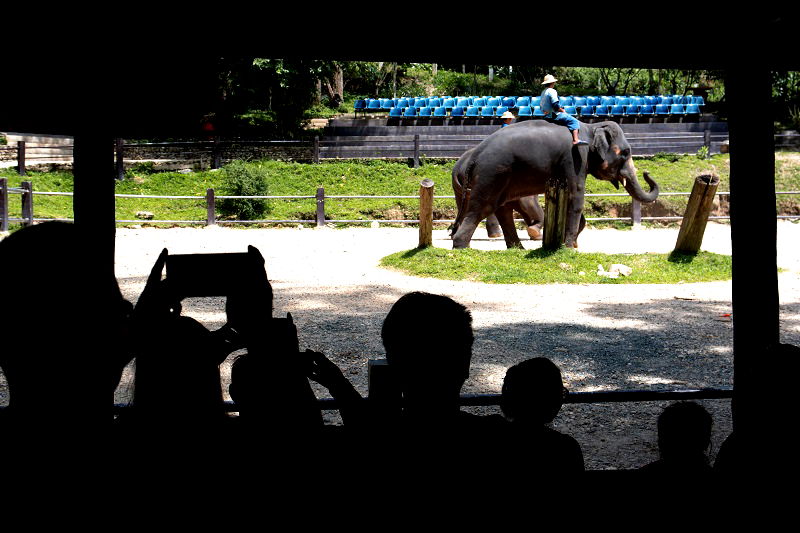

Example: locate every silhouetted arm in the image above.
[303,349,366,427]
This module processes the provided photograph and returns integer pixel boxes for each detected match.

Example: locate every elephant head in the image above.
[588,122,659,203]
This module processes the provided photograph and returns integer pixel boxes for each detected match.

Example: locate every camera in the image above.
[166,252,255,297]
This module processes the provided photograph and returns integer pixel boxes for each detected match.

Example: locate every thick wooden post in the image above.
[418,178,434,248]
[673,173,720,254]
[315,186,325,227]
[542,175,568,250]
[413,134,420,168]
[115,138,125,180]
[313,136,320,164]
[704,129,712,153]
[206,188,216,226]
[20,181,33,227]
[17,141,26,176]
[0,177,8,232]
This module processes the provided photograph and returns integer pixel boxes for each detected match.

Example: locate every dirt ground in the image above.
[100,220,800,470]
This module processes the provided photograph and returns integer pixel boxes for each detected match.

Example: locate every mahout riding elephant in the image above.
[451,120,659,249]
[451,147,545,241]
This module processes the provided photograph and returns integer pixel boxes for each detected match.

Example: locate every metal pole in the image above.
[206,188,216,226]
[413,134,420,168]
[315,187,325,227]
[0,177,8,232]
[20,181,33,227]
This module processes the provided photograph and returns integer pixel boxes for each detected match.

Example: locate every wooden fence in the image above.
[3,177,800,233]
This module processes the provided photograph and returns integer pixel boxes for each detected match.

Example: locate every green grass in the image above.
[2,152,799,228]
[380,246,733,285]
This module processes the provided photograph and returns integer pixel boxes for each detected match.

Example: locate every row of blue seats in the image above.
[387,103,702,118]
[356,94,705,111]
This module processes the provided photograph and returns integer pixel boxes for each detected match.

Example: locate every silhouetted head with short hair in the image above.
[501,357,566,425]
[657,401,712,462]
[381,292,473,416]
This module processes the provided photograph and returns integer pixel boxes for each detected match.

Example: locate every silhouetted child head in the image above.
[381,292,473,412]
[500,357,566,425]
[657,401,712,462]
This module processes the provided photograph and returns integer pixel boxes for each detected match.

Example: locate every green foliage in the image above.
[0,134,6,146]
[380,246,733,285]
[217,160,271,220]
[696,145,710,160]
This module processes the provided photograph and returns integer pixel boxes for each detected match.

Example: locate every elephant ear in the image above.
[591,124,611,156]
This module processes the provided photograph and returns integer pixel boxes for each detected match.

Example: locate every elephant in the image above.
[450,120,659,249]
[451,147,545,242]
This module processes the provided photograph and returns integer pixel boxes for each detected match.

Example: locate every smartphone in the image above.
[166,252,254,297]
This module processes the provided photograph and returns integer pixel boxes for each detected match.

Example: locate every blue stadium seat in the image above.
[595,105,610,117]
[655,104,671,115]
[451,106,465,117]
[530,96,542,107]
[690,96,706,106]
[427,98,442,109]
[639,105,655,116]
[396,98,409,109]
[564,106,578,116]
[630,97,645,106]
[516,96,531,107]
[466,106,480,117]
[472,97,487,108]
[625,105,640,116]
[517,106,532,117]
[412,97,428,108]
[658,96,673,105]
[486,97,502,108]
[419,106,433,117]
[532,106,545,117]
[601,97,616,106]
[573,96,587,107]
[494,106,509,116]
[380,98,395,109]
[354,99,367,111]
[442,98,456,110]
[389,107,403,117]
[580,105,595,118]
[670,104,686,115]
[610,105,626,116]
[403,106,418,117]
[644,96,659,106]
[685,104,701,115]
[616,97,631,106]
[481,106,495,117]
[560,96,574,106]
[434,106,448,117]
[587,96,602,106]
[501,97,516,108]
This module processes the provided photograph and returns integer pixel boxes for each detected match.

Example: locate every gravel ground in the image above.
[52,221,800,469]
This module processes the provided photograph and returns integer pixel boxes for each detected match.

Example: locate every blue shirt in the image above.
[540,87,560,115]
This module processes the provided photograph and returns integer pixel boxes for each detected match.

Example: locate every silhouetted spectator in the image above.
[0,222,133,437]
[495,357,584,472]
[640,401,713,478]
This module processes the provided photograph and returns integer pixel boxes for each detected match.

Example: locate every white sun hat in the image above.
[541,74,558,84]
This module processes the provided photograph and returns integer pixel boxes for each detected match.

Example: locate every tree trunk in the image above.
[323,63,343,108]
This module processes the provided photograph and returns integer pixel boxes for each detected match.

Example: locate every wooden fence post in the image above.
[413,134,420,168]
[115,138,125,180]
[316,186,326,227]
[17,141,26,176]
[313,136,320,164]
[206,188,216,226]
[20,181,33,227]
[418,178,434,247]
[0,177,8,232]
[673,173,720,254]
[704,129,712,153]
[542,175,568,250]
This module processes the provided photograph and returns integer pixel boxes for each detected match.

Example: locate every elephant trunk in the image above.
[620,160,659,203]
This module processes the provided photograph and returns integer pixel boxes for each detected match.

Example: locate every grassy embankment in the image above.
[7,151,797,228]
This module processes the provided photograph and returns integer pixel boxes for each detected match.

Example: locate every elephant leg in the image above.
[564,180,586,249]
[517,195,544,241]
[485,214,503,238]
[495,205,523,249]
